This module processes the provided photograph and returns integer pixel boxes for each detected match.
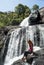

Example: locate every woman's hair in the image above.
[27,40,33,45]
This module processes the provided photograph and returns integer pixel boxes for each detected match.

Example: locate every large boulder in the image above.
[34,48,44,65]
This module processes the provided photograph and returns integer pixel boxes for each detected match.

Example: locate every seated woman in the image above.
[22,40,33,63]
[22,40,38,64]
[24,40,33,57]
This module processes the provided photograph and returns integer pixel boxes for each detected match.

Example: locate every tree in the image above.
[24,5,31,17]
[32,4,39,10]
[15,4,25,18]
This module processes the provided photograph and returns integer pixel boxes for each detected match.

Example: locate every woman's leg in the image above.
[22,51,32,62]
[24,51,31,58]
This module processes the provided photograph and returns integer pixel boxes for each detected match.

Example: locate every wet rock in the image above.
[0,26,20,52]
[34,56,44,65]
[0,27,9,52]
[34,49,44,65]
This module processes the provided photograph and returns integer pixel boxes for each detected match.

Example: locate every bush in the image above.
[0,22,4,27]
[11,18,23,26]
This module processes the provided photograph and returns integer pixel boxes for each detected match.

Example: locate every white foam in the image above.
[4,54,24,65]
[20,17,29,27]
[33,46,42,52]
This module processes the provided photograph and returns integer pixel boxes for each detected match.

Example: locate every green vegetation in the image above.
[0,4,39,27]
[32,4,39,10]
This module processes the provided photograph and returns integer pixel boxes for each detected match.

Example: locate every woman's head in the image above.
[27,40,33,46]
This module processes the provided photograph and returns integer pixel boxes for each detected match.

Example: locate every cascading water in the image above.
[4,28,27,64]
[1,15,44,65]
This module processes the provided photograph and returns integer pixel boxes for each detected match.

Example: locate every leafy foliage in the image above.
[15,4,25,18]
[32,4,39,10]
[0,4,39,27]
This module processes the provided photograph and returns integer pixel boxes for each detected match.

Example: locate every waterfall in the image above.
[1,15,44,65]
[4,27,28,64]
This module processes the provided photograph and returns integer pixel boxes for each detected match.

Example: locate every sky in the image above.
[0,0,44,12]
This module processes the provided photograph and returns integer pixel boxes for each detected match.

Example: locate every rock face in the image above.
[34,48,44,65]
[34,57,44,65]
[0,26,15,52]
[0,27,9,52]
[39,7,44,22]
[33,8,44,65]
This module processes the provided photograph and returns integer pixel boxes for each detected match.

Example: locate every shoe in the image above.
[22,57,26,62]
